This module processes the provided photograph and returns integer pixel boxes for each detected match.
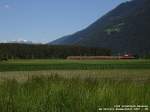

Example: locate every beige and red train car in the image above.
[67,55,135,60]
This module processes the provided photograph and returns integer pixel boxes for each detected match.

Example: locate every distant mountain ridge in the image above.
[6,40,33,44]
[2,40,44,45]
[49,0,150,55]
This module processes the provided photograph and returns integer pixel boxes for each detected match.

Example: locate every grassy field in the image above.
[0,59,150,71]
[0,59,150,112]
[0,70,150,82]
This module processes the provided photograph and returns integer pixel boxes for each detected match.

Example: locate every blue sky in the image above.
[0,0,128,43]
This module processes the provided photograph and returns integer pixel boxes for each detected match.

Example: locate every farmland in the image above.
[0,59,150,112]
[0,59,150,72]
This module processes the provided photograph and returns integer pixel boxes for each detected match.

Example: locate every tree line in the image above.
[0,43,111,59]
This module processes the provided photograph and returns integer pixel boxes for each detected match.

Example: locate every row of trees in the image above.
[0,43,111,59]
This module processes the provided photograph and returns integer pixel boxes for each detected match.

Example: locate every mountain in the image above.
[6,40,33,44]
[49,0,150,55]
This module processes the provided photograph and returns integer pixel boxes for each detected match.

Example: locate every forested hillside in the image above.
[50,0,150,56]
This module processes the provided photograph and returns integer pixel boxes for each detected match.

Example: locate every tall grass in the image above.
[0,75,149,112]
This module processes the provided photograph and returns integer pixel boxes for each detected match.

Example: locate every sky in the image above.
[0,0,129,43]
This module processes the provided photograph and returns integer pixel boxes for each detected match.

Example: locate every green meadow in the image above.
[0,59,150,112]
[0,59,150,71]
